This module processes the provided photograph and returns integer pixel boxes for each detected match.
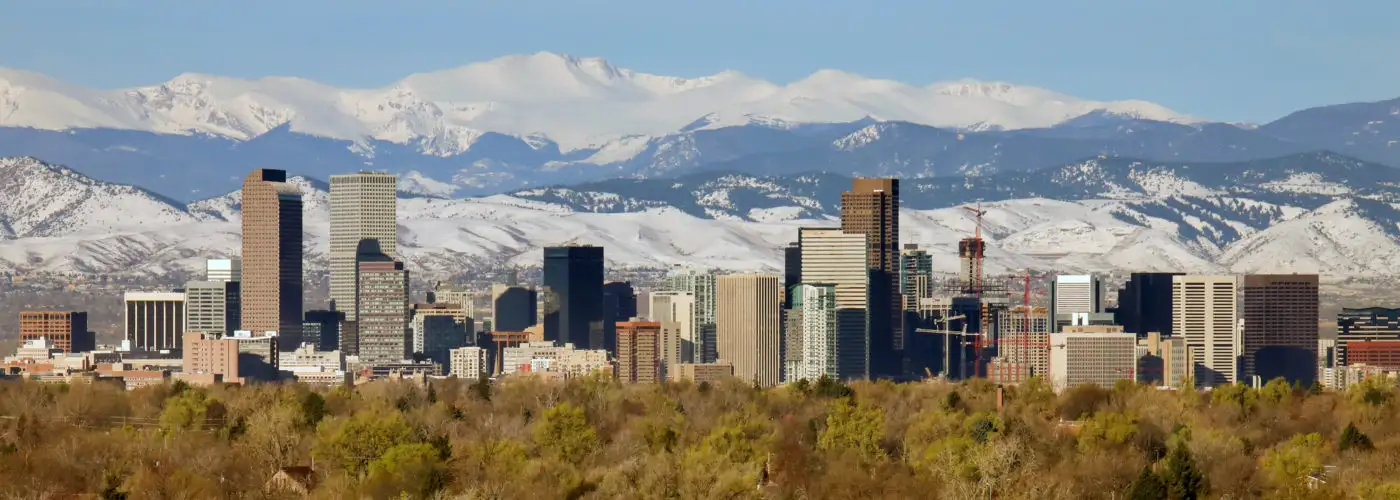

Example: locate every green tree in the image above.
[365,443,447,498]
[1340,423,1374,452]
[1261,433,1326,489]
[159,390,219,432]
[1161,441,1206,500]
[313,411,418,475]
[1077,411,1139,451]
[818,398,886,464]
[1259,377,1292,404]
[532,402,599,464]
[1127,465,1167,500]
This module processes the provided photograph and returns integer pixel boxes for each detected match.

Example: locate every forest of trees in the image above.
[2,375,1400,499]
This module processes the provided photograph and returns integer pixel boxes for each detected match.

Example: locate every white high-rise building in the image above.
[667,269,718,363]
[793,283,838,382]
[184,281,239,337]
[449,346,488,379]
[1172,275,1240,387]
[124,292,187,352]
[650,291,696,363]
[1051,274,1103,331]
[1049,332,1138,392]
[206,258,241,282]
[798,227,869,380]
[329,172,398,321]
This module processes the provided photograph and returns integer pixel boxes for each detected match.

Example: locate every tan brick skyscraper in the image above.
[715,274,782,387]
[329,172,397,321]
[840,178,900,379]
[241,169,304,351]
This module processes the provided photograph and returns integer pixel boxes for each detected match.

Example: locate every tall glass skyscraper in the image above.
[542,245,605,349]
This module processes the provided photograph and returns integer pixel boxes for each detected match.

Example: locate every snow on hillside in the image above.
[0,157,197,238]
[0,159,1396,280]
[0,52,1198,152]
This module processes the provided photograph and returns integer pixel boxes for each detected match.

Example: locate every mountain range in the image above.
[4,151,1400,283]
[4,52,1396,202]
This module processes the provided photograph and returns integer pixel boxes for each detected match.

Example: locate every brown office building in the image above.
[1241,274,1319,385]
[840,178,900,379]
[19,311,92,353]
[616,321,662,383]
[1343,340,1400,370]
[669,362,735,384]
[715,274,782,387]
[241,168,304,351]
[357,259,410,364]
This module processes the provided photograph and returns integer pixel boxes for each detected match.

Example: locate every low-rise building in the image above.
[669,362,734,384]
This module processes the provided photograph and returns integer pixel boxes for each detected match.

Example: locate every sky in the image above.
[0,0,1395,123]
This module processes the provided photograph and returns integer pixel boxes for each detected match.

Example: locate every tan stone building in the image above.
[329,172,397,321]
[715,274,782,387]
[240,169,303,350]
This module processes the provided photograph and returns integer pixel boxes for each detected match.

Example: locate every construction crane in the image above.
[913,314,972,380]
[958,203,988,295]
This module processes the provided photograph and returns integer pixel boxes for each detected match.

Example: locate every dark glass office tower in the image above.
[602,281,637,355]
[1115,272,1182,337]
[542,245,606,349]
[783,242,801,309]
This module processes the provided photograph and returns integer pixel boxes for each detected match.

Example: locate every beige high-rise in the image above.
[798,227,869,380]
[330,172,397,321]
[241,169,303,351]
[1172,275,1240,387]
[715,274,782,387]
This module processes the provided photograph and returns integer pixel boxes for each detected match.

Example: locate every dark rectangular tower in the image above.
[840,178,900,379]
[1241,274,1319,385]
[542,245,606,349]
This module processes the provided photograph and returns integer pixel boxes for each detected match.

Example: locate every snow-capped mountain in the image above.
[2,154,1400,282]
[0,53,1197,152]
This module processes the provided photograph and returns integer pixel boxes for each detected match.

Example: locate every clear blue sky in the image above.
[1,0,1395,123]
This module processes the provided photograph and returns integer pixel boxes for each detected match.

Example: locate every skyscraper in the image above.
[616,321,662,384]
[899,244,933,310]
[840,178,900,378]
[1241,274,1319,385]
[1115,272,1182,337]
[357,259,410,364]
[1337,308,1400,366]
[650,291,696,364]
[1173,275,1240,386]
[667,269,718,363]
[184,281,241,337]
[783,242,801,309]
[206,258,241,282]
[1051,275,1103,331]
[799,227,869,380]
[542,245,605,349]
[792,283,838,382]
[491,284,538,332]
[602,281,637,355]
[330,172,398,321]
[241,168,303,351]
[715,274,782,387]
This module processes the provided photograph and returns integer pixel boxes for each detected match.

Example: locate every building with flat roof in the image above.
[1049,332,1138,392]
[1051,275,1103,332]
[206,258,241,282]
[840,178,901,379]
[1336,307,1400,366]
[19,311,92,353]
[357,259,410,364]
[715,274,783,387]
[669,362,734,384]
[125,292,186,352]
[185,281,240,338]
[790,283,837,382]
[542,245,605,350]
[1241,274,1319,385]
[1173,275,1240,387]
[616,321,662,383]
[448,346,487,379]
[798,228,869,380]
[241,168,303,351]
[329,172,398,323]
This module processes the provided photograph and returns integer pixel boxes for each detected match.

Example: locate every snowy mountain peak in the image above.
[0,54,1199,152]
